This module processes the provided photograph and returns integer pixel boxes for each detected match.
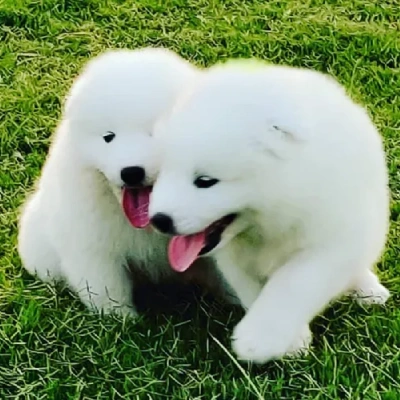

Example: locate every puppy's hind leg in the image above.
[18,196,62,283]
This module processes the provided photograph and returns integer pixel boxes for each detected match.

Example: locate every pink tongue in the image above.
[122,187,151,228]
[168,232,206,272]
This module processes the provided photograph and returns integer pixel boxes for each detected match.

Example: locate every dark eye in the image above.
[194,176,219,188]
[103,131,116,143]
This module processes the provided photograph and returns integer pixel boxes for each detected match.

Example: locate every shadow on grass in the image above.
[6,269,392,383]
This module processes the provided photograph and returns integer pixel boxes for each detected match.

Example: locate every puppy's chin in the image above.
[208,233,238,255]
[225,214,250,237]
[203,216,250,256]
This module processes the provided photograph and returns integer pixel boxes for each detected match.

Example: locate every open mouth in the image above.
[122,186,152,228]
[168,213,237,273]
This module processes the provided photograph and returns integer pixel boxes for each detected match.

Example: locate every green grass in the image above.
[1,0,399,398]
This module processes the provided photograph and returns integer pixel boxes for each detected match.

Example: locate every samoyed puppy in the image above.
[18,48,233,317]
[149,60,390,363]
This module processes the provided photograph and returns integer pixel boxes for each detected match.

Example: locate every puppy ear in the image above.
[64,77,83,116]
[252,123,305,160]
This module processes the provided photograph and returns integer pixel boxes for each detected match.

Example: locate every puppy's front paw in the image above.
[86,297,138,319]
[350,271,390,306]
[232,318,311,364]
[353,283,390,306]
[27,265,62,285]
[285,325,312,357]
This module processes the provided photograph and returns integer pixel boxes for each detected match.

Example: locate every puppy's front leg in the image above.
[216,248,263,310]
[61,253,136,317]
[232,247,361,363]
[350,269,390,305]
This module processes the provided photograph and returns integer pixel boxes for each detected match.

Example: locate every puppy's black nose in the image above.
[121,166,145,187]
[151,213,176,235]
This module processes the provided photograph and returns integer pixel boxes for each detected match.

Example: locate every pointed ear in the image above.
[251,122,305,160]
[64,76,84,116]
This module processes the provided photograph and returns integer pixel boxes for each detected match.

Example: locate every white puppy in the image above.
[149,60,390,363]
[18,48,231,316]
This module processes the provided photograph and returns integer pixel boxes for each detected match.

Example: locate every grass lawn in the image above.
[1,0,400,398]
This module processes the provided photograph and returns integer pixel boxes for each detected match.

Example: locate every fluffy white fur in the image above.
[18,48,230,316]
[150,61,390,363]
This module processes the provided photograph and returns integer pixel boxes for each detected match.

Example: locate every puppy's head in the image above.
[150,62,301,271]
[63,48,198,228]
